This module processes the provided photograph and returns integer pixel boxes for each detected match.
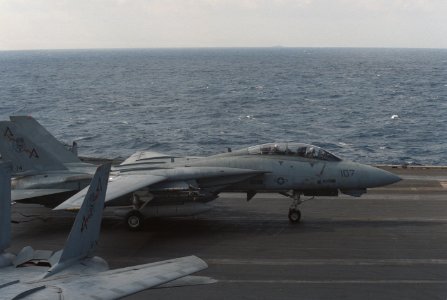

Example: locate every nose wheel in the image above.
[280,190,309,224]
[288,208,301,223]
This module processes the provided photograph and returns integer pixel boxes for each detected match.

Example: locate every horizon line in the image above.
[1,46,447,52]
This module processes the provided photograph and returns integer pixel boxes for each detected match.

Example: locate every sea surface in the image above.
[0,48,446,165]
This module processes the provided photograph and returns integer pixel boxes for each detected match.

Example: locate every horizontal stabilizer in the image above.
[41,256,209,299]
[13,246,53,267]
[12,189,75,201]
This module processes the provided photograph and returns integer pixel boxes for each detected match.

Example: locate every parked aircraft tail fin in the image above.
[0,121,67,173]
[10,116,81,164]
[44,163,111,277]
[0,162,11,253]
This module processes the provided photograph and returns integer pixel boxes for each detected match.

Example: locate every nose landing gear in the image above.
[281,190,313,224]
[288,208,301,223]
[288,191,302,223]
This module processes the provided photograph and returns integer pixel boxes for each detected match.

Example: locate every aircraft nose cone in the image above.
[362,165,402,188]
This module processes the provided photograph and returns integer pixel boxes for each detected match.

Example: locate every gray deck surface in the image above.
[9,166,447,299]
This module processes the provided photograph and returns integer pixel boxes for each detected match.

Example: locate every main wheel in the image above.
[288,209,301,223]
[125,210,145,231]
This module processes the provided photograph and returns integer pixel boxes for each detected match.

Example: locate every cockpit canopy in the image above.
[247,143,341,161]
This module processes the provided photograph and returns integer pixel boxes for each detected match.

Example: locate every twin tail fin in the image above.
[43,163,111,277]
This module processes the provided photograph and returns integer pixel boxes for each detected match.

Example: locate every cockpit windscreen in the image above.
[247,143,341,161]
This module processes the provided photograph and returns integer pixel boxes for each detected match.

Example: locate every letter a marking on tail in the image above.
[81,179,103,233]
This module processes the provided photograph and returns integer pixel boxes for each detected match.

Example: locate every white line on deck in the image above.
[217,279,447,284]
[208,258,447,266]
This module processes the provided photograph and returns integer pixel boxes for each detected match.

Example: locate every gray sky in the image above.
[1,0,446,50]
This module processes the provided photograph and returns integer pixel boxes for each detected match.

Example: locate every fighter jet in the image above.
[0,117,401,230]
[0,163,212,299]
[57,143,401,229]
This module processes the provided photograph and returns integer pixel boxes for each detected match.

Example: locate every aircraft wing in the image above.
[54,174,166,210]
[55,166,266,211]
[12,189,75,202]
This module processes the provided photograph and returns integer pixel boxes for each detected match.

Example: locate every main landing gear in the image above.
[125,210,144,231]
[124,192,152,231]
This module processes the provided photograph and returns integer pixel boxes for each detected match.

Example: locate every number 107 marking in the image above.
[341,170,355,177]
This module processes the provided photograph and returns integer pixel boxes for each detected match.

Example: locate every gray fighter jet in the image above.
[56,144,401,229]
[0,117,401,229]
[0,163,212,299]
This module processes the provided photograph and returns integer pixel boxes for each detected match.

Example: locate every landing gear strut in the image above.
[280,190,313,224]
[124,192,152,231]
[288,191,302,223]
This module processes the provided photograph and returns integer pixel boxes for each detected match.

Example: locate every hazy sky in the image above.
[1,0,446,50]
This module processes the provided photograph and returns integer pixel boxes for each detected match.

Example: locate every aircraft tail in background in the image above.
[0,121,67,173]
[10,116,81,164]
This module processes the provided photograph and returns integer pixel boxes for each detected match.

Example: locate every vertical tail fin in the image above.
[44,163,111,277]
[0,121,66,173]
[10,116,81,164]
[0,162,11,253]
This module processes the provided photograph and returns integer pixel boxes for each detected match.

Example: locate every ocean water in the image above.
[0,48,446,165]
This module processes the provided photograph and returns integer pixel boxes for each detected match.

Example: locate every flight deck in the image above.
[8,166,447,300]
